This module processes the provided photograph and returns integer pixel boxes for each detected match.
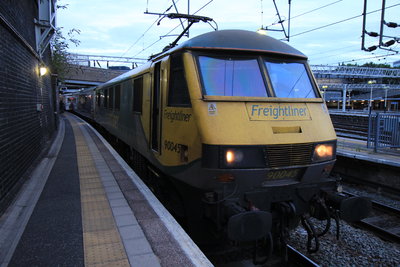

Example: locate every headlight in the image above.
[312,142,336,162]
[225,149,244,165]
[220,147,266,169]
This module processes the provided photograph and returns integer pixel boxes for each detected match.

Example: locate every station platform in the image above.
[337,137,400,168]
[0,113,211,267]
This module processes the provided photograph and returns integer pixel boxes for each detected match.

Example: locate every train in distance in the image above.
[70,29,372,262]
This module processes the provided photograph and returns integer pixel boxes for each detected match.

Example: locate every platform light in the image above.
[39,65,48,76]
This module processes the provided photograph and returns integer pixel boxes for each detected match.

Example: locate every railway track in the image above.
[337,173,400,200]
[330,113,369,140]
[344,191,400,244]
[287,245,320,267]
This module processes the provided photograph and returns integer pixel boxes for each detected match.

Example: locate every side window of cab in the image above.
[168,53,191,107]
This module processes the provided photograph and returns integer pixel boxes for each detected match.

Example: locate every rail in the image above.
[331,113,369,140]
[344,191,400,244]
[287,245,320,267]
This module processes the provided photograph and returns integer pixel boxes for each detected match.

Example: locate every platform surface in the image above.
[0,113,211,267]
[337,137,400,168]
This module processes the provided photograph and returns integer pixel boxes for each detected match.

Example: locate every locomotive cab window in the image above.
[168,53,191,107]
[197,55,268,97]
[264,61,317,98]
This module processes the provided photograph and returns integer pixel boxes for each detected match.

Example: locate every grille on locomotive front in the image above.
[264,143,314,168]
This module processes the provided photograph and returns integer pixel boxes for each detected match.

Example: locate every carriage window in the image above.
[264,61,316,98]
[104,89,108,108]
[133,77,143,113]
[168,53,191,106]
[115,85,121,110]
[198,56,267,97]
[109,87,114,109]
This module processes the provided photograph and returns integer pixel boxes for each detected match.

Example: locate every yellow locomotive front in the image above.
[161,31,337,191]
[150,30,370,255]
[188,52,337,185]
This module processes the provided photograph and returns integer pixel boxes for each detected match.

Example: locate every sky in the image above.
[56,0,400,67]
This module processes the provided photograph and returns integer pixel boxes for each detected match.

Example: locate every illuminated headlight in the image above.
[225,149,244,166]
[219,147,265,169]
[312,142,336,162]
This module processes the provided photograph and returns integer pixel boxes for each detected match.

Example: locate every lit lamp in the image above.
[257,28,268,35]
[322,85,328,101]
[39,65,48,76]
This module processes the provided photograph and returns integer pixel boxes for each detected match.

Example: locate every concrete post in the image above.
[342,84,347,112]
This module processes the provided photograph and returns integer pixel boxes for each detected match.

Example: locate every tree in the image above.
[50,27,80,81]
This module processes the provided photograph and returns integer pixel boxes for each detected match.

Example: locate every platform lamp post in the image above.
[342,84,347,112]
[368,80,376,113]
[367,80,376,149]
[383,85,388,112]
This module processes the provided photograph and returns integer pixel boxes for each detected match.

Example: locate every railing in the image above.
[311,65,400,78]
[368,113,400,153]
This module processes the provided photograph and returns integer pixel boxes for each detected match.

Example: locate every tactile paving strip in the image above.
[68,116,130,266]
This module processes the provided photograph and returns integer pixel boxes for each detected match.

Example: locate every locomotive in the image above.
[74,29,371,260]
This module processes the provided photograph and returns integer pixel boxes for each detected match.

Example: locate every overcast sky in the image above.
[57,0,400,67]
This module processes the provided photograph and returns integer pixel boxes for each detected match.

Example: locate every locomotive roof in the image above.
[172,29,307,59]
[99,30,307,88]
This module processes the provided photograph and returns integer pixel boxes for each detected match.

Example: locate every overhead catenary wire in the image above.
[267,0,344,28]
[338,52,398,64]
[310,48,361,62]
[313,46,400,65]
[127,0,398,63]
[291,2,400,38]
[304,2,400,64]
[311,43,400,65]
[132,0,214,58]
[260,0,264,28]
[120,0,176,57]
[290,0,344,21]
[308,44,356,57]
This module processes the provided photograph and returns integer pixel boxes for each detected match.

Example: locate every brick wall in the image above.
[0,0,56,215]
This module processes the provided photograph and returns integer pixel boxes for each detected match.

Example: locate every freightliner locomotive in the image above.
[73,29,371,261]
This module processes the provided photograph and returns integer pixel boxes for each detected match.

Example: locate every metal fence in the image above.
[368,113,400,153]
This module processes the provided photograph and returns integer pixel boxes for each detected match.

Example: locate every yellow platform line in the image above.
[67,116,130,267]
